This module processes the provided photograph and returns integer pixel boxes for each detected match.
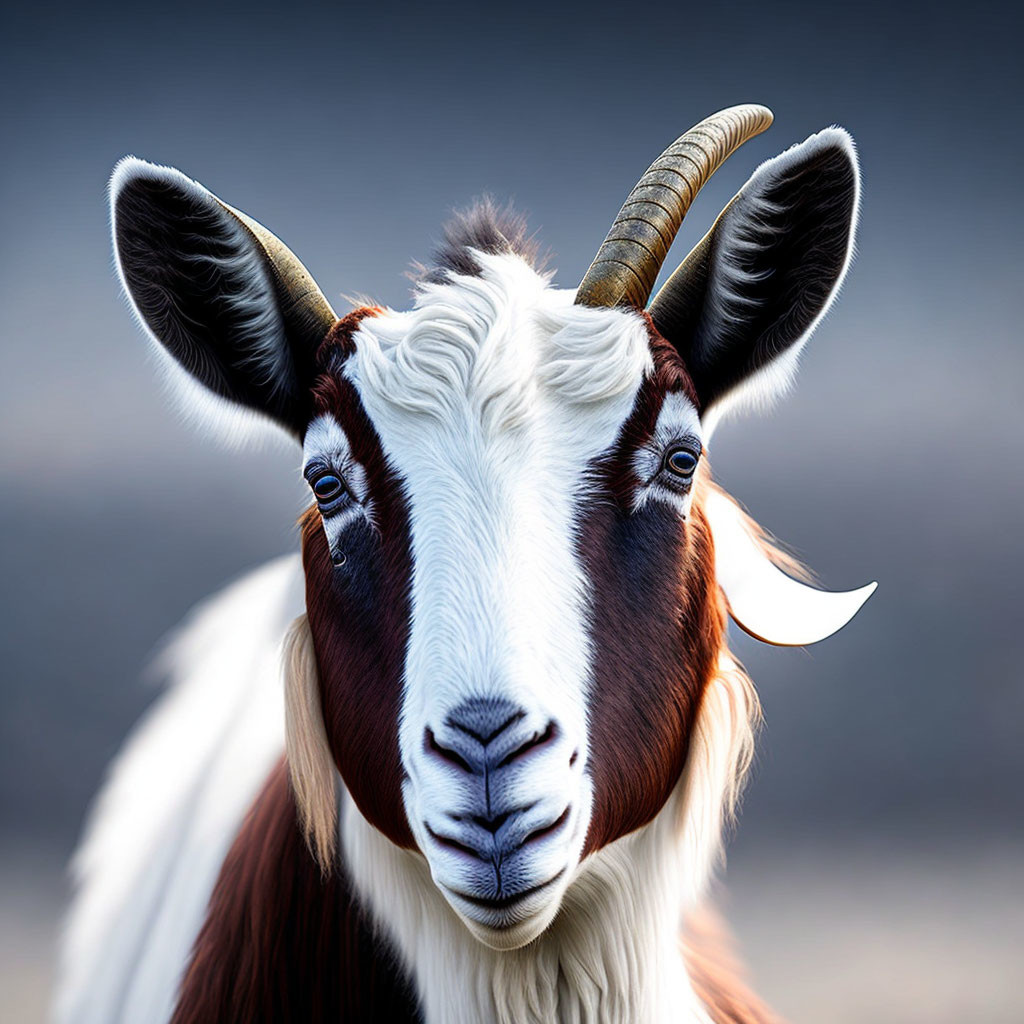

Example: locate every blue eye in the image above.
[312,473,344,502]
[665,447,699,479]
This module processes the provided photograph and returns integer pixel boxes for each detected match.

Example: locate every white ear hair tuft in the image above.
[283,614,338,873]
[705,489,876,647]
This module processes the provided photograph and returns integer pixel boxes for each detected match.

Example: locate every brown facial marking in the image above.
[316,305,384,365]
[301,309,416,848]
[641,310,701,407]
[580,319,725,854]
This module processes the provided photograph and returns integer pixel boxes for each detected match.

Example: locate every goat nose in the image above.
[424,698,559,776]
[419,699,575,888]
[446,697,524,746]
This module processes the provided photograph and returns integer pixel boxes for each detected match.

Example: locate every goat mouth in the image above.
[441,867,571,950]
[446,868,566,914]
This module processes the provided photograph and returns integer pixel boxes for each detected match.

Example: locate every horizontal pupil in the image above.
[314,475,342,499]
[667,450,698,475]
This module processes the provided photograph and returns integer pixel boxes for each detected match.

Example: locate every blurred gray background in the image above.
[2,0,1022,1020]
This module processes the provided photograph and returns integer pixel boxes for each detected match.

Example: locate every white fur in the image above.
[54,556,302,1024]
[341,652,758,1024]
[699,128,861,440]
[303,413,376,553]
[346,251,653,943]
[631,390,703,518]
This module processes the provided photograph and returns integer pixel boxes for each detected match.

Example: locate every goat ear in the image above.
[705,488,875,646]
[110,158,337,440]
[648,129,859,431]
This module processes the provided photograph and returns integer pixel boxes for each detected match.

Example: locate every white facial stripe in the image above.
[348,258,651,728]
[345,253,652,937]
[302,414,374,556]
[631,390,703,517]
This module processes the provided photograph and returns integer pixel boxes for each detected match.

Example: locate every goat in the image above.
[56,105,875,1023]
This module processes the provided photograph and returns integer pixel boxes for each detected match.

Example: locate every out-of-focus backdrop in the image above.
[2,1,1021,1020]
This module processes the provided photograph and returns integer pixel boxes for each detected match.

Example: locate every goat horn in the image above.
[575,104,774,309]
[222,202,338,344]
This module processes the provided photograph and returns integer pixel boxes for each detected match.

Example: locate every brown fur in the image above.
[317,306,383,365]
[579,490,724,854]
[171,761,420,1023]
[303,311,418,849]
[301,489,415,849]
[581,325,725,854]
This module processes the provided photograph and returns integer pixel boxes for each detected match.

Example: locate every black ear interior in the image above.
[113,161,328,437]
[649,131,859,415]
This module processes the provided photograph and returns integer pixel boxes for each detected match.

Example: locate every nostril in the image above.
[425,824,481,860]
[523,805,571,847]
[472,810,512,834]
[425,727,472,773]
[497,721,558,768]
[469,801,536,834]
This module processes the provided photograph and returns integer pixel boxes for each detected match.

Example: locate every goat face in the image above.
[299,276,721,947]
[111,106,871,948]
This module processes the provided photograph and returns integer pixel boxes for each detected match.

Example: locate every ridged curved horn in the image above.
[222,202,338,344]
[576,104,774,309]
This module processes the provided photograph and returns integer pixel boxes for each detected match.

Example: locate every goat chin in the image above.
[458,895,567,951]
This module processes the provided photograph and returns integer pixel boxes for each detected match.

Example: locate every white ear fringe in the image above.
[283,614,338,873]
[109,156,297,450]
[699,127,861,441]
[705,489,876,647]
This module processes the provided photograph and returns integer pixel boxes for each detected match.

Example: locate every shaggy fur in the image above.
[683,908,780,1024]
[170,762,420,1024]
[56,558,303,1024]
[415,196,546,285]
[174,645,763,1023]
[329,648,762,1023]
[283,615,338,872]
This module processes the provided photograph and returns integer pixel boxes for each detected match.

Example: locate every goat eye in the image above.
[311,473,344,502]
[665,447,699,479]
